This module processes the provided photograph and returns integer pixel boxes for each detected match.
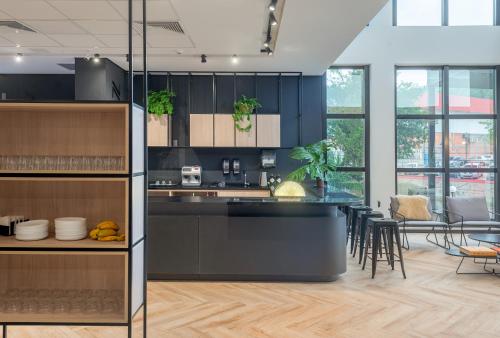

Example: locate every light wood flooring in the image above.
[4,234,500,338]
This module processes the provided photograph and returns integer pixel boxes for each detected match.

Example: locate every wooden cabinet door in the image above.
[190,114,214,147]
[214,114,235,147]
[147,114,169,147]
[235,115,256,147]
[257,114,280,148]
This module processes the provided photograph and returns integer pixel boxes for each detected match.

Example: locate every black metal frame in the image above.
[394,65,499,218]
[324,66,371,205]
[392,0,500,26]
[0,0,148,336]
[145,71,303,149]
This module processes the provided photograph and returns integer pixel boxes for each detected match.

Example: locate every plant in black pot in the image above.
[233,95,261,132]
[287,139,337,196]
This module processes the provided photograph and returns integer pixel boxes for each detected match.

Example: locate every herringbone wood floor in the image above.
[5,235,500,338]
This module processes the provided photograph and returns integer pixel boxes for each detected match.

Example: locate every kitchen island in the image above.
[148,193,361,282]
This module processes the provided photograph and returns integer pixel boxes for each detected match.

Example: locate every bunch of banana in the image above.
[89,220,125,242]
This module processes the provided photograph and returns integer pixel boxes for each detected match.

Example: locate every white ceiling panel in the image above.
[109,0,178,22]
[147,30,193,48]
[1,1,66,20]
[23,20,87,35]
[0,10,12,19]
[96,34,143,48]
[0,36,15,47]
[48,0,122,20]
[1,32,60,47]
[75,20,128,35]
[48,34,105,47]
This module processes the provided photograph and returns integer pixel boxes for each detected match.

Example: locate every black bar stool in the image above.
[348,206,372,253]
[353,211,384,263]
[362,218,406,279]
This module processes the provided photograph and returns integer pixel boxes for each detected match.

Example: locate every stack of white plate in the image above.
[15,220,49,241]
[55,217,87,241]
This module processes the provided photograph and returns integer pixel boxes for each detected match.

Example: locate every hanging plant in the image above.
[148,89,176,117]
[233,95,261,132]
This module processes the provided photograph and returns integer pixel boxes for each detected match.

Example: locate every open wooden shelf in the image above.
[0,251,128,323]
[0,236,126,250]
[0,177,129,243]
[0,103,129,174]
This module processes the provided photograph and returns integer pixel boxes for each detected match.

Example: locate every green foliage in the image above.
[148,90,175,117]
[233,95,261,132]
[327,119,364,167]
[287,140,337,182]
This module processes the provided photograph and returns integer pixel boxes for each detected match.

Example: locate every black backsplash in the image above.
[0,74,75,101]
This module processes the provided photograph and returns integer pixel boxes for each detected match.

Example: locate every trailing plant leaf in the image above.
[286,139,337,182]
[233,95,261,132]
[148,90,176,117]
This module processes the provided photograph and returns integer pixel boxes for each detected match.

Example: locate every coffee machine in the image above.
[181,166,202,187]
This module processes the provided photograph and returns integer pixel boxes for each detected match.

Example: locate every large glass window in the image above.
[396,0,442,26]
[396,67,498,213]
[394,0,498,26]
[449,0,495,26]
[326,67,369,203]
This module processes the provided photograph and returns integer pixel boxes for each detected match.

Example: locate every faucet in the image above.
[243,170,249,187]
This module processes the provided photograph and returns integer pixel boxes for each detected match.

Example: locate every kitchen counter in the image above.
[149,183,269,191]
[148,192,361,282]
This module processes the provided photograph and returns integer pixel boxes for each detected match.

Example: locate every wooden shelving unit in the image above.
[0,102,145,336]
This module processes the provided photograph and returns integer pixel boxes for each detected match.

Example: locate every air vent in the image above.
[0,21,35,33]
[134,21,184,34]
[57,63,75,71]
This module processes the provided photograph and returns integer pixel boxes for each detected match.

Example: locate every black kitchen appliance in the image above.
[232,159,240,175]
[222,159,230,175]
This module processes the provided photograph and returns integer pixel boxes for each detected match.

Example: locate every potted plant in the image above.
[147,89,175,146]
[287,139,337,195]
[233,95,261,132]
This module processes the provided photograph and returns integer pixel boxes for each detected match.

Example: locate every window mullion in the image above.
[443,66,450,200]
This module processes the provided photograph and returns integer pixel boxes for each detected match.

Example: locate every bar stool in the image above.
[353,211,384,263]
[362,218,406,279]
[348,206,372,253]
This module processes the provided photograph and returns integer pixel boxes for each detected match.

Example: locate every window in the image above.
[448,0,495,26]
[396,67,498,213]
[396,0,442,26]
[394,0,499,26]
[326,67,369,203]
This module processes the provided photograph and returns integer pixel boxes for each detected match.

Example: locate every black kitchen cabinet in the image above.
[216,75,235,114]
[171,75,189,147]
[281,76,300,147]
[235,75,256,100]
[148,215,199,278]
[256,75,279,114]
[190,75,214,114]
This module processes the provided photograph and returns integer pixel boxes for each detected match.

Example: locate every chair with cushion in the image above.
[445,196,500,246]
[389,195,448,249]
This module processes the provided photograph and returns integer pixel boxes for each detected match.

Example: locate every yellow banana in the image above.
[97,221,119,230]
[89,228,99,239]
[97,229,117,238]
[98,234,126,242]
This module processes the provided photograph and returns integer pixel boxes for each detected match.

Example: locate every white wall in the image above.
[334,2,500,213]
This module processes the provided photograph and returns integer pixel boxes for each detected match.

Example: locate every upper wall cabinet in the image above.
[190,114,214,147]
[257,114,281,148]
[256,76,279,114]
[216,76,235,114]
[147,115,169,147]
[190,76,214,114]
[214,114,235,147]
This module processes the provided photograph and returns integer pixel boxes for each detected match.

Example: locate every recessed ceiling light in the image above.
[176,49,183,55]
[92,53,100,63]
[15,53,23,62]
[15,44,20,48]
[270,13,278,26]
[231,54,239,64]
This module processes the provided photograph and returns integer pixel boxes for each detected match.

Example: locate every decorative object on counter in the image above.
[0,216,28,236]
[147,89,175,117]
[274,181,306,197]
[233,95,261,132]
[89,220,125,242]
[259,171,268,187]
[287,139,337,194]
[54,217,87,241]
[15,220,49,241]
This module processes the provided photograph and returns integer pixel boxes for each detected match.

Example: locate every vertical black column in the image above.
[142,0,148,336]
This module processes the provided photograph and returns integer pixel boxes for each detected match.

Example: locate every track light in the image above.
[269,0,277,11]
[92,53,100,63]
[231,54,239,64]
[264,35,271,48]
[270,13,278,26]
[267,48,273,56]
[201,54,207,63]
[15,53,23,62]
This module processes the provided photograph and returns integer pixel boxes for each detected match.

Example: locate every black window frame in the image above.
[325,65,370,205]
[395,65,499,214]
[393,0,500,26]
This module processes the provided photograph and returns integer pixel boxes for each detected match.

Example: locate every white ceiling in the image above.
[0,0,387,75]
